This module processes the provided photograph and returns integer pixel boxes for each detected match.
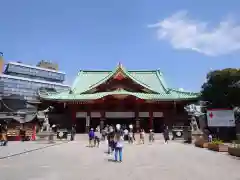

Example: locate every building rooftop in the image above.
[0,73,70,87]
[39,64,200,101]
[7,62,65,74]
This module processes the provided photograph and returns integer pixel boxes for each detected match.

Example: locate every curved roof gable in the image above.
[73,63,160,94]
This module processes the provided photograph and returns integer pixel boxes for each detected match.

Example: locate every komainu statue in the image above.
[190,116,199,131]
[41,116,50,132]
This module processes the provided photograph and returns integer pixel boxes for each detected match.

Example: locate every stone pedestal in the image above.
[36,131,55,142]
[192,130,204,141]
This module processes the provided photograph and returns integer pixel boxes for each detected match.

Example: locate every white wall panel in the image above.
[106,112,135,118]
[153,112,164,117]
[76,112,87,118]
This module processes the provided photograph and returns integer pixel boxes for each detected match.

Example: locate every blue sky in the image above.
[0,0,240,91]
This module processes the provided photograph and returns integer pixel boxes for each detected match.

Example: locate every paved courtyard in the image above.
[0,136,240,180]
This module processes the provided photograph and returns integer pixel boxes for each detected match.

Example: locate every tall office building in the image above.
[0,54,70,111]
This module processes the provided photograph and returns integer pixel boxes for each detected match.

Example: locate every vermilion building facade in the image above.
[39,64,199,133]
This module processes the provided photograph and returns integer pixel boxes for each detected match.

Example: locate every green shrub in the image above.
[211,139,224,145]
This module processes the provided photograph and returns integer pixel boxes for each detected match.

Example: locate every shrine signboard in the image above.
[207,109,235,127]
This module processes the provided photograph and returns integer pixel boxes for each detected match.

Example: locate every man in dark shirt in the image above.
[70,124,76,141]
[107,129,115,154]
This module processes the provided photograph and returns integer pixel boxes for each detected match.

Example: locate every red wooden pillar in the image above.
[71,104,77,125]
[101,99,107,130]
[31,124,36,141]
[135,98,140,132]
[100,99,106,120]
[100,110,105,130]
[149,108,153,131]
[100,110,105,119]
[86,110,91,133]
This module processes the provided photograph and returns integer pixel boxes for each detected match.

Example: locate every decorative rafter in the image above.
[113,71,125,80]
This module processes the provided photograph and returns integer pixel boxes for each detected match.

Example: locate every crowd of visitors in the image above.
[87,124,170,162]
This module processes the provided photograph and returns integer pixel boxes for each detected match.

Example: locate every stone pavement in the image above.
[0,137,240,180]
[0,140,69,159]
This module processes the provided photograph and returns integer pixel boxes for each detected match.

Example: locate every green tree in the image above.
[201,68,240,108]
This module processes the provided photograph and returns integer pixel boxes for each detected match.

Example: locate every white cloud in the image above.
[149,11,240,56]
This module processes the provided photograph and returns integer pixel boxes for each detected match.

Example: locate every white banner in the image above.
[207,109,235,127]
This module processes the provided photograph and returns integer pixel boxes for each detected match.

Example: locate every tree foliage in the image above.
[201,68,240,108]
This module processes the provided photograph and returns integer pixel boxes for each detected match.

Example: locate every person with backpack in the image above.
[88,128,95,147]
[107,127,115,154]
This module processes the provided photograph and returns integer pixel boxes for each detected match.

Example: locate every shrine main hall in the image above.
[38,64,200,133]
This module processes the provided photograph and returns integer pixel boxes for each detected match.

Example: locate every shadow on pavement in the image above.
[0,141,69,160]
[107,159,117,163]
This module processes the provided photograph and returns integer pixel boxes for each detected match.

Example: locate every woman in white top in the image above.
[114,130,124,162]
[94,128,101,147]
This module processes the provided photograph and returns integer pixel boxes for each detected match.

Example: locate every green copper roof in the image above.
[39,88,199,101]
[81,64,158,93]
[38,64,200,101]
[71,69,168,94]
